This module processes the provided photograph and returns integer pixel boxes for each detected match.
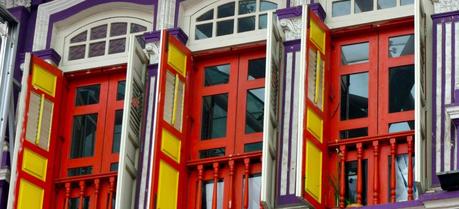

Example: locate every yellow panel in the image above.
[161,130,181,162]
[17,179,44,209]
[22,149,48,181]
[307,109,323,143]
[310,18,326,54]
[305,140,322,203]
[157,160,179,209]
[168,43,187,77]
[32,64,56,97]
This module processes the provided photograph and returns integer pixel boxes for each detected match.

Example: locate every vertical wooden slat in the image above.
[228,160,235,209]
[196,165,204,209]
[212,162,219,209]
[356,143,363,205]
[373,141,379,204]
[79,181,85,209]
[407,136,414,200]
[243,158,250,209]
[64,183,71,209]
[339,145,346,209]
[94,178,100,208]
[390,138,396,203]
[108,176,116,209]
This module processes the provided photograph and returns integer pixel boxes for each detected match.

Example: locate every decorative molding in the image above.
[434,0,459,14]
[0,0,31,8]
[279,17,302,41]
[32,48,61,65]
[290,0,311,7]
[145,41,160,65]
[155,0,175,30]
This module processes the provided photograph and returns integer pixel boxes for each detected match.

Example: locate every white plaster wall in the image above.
[434,0,459,14]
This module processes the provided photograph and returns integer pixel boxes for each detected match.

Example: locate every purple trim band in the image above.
[309,3,326,21]
[32,48,62,65]
[168,27,188,44]
[144,28,188,44]
[433,10,459,20]
[358,200,423,209]
[144,30,161,43]
[284,40,301,52]
[277,6,302,20]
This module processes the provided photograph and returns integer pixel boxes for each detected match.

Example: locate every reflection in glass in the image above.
[260,1,277,11]
[205,64,230,86]
[71,31,87,43]
[109,38,126,54]
[198,9,214,21]
[389,65,414,113]
[110,22,127,37]
[244,142,263,152]
[401,0,414,5]
[68,166,92,176]
[71,114,97,158]
[242,175,261,209]
[110,163,118,171]
[378,0,396,9]
[117,80,126,100]
[90,24,107,40]
[76,85,100,106]
[341,42,369,65]
[246,88,265,133]
[238,16,256,33]
[89,41,106,57]
[248,58,266,80]
[69,45,86,60]
[332,0,351,17]
[112,110,123,153]
[130,23,147,33]
[259,14,268,29]
[340,128,368,139]
[389,35,414,57]
[202,180,224,209]
[69,197,90,209]
[239,0,256,15]
[388,154,418,201]
[389,121,414,133]
[346,160,368,205]
[217,20,234,36]
[201,94,228,139]
[341,73,368,120]
[196,23,213,40]
[355,0,373,13]
[218,2,235,18]
[200,148,225,158]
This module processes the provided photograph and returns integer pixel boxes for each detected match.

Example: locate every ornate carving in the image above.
[279,17,302,41]
[0,0,31,8]
[0,22,8,37]
[145,41,161,65]
[434,0,459,13]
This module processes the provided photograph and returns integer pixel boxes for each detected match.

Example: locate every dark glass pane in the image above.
[68,166,93,176]
[196,23,213,40]
[238,16,256,33]
[89,41,106,57]
[388,154,417,201]
[71,31,87,43]
[378,0,396,9]
[110,22,127,37]
[355,0,373,13]
[205,64,230,86]
[239,0,256,15]
[340,128,368,139]
[217,20,234,36]
[71,114,97,158]
[198,9,214,21]
[110,162,119,171]
[202,180,224,209]
[112,110,123,153]
[69,198,89,209]
[389,65,414,113]
[200,148,225,159]
[389,34,414,57]
[75,84,100,106]
[109,38,126,54]
[90,24,107,40]
[117,80,126,100]
[130,23,147,33]
[201,94,228,139]
[333,0,351,17]
[69,45,86,60]
[259,14,267,29]
[345,160,367,206]
[244,142,262,152]
[248,58,266,80]
[340,73,368,120]
[341,42,369,65]
[389,121,414,133]
[401,0,414,5]
[218,2,235,18]
[260,1,277,11]
[246,88,265,133]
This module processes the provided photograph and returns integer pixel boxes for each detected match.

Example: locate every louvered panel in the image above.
[25,92,41,143]
[174,79,185,131]
[316,56,324,109]
[163,71,175,124]
[307,49,317,104]
[38,99,53,151]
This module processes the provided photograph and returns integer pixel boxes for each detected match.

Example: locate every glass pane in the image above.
[340,72,368,120]
[217,20,234,36]
[345,160,368,205]
[109,38,126,54]
[248,58,266,80]
[110,22,127,37]
[198,9,214,21]
[90,24,107,40]
[200,148,225,158]
[202,180,224,209]
[218,2,235,18]
[196,23,213,40]
[389,34,414,57]
[117,80,126,100]
[333,0,351,17]
[260,1,277,11]
[71,114,97,158]
[89,41,106,57]
[341,42,369,65]
[205,64,230,86]
[246,88,265,133]
[388,154,417,201]
[259,14,267,29]
[69,197,90,209]
[110,162,119,171]
[75,84,100,106]
[355,0,373,13]
[242,175,262,209]
[378,0,396,9]
[69,45,86,60]
[389,121,414,133]
[68,166,93,176]
[239,0,256,14]
[389,65,414,113]
[401,0,414,5]
[244,142,262,152]
[238,16,256,33]
[112,110,123,153]
[201,94,228,139]
[71,31,87,43]
[340,128,368,139]
[130,23,147,33]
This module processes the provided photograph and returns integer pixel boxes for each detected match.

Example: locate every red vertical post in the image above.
[64,183,71,209]
[243,158,250,209]
[356,143,363,205]
[373,141,380,204]
[108,176,115,209]
[212,162,219,209]
[390,138,397,203]
[94,178,100,208]
[407,136,414,200]
[339,145,346,209]
[196,165,204,209]
[79,181,85,209]
[228,159,235,209]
